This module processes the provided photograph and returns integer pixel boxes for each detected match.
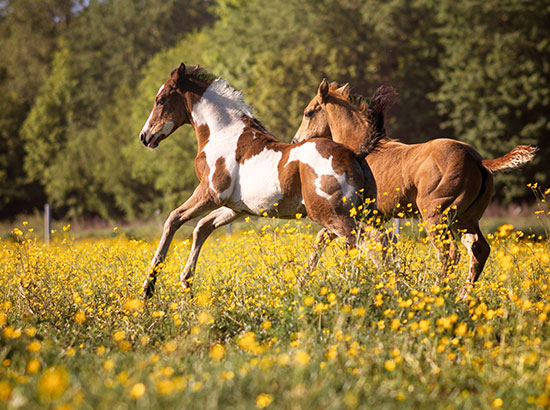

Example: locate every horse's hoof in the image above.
[142,281,155,299]
[180,280,194,299]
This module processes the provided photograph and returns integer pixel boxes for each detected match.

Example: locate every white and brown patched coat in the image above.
[139,64,377,298]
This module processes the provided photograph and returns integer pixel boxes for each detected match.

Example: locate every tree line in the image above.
[1,0,548,220]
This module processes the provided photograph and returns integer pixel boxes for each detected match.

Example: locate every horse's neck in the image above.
[191,79,253,150]
[327,105,371,152]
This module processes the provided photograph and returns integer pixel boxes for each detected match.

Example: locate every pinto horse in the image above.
[292,78,537,298]
[139,64,378,298]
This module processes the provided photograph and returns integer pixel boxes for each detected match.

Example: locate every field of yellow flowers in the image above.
[1,199,550,409]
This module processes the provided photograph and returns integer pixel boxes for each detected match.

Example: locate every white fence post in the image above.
[44,204,51,245]
[393,218,401,239]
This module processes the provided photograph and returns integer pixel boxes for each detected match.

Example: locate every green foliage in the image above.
[0,0,80,105]
[2,0,547,219]
[0,0,82,217]
[21,0,213,218]
[361,0,447,141]
[0,89,44,218]
[21,44,73,207]
[204,0,378,140]
[433,0,550,202]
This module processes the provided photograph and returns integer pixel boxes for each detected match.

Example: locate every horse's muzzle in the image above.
[140,131,147,146]
[140,131,161,149]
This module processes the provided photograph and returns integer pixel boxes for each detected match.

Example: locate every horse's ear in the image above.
[171,63,186,78]
[336,83,351,98]
[172,62,186,89]
[318,78,329,103]
[178,62,186,76]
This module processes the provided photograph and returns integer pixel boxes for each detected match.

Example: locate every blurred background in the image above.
[0,0,548,231]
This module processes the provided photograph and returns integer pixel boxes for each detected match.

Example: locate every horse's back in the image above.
[368,138,489,217]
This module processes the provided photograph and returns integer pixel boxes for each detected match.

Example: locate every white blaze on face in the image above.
[190,79,255,200]
[141,110,154,136]
[140,84,166,136]
[286,142,355,200]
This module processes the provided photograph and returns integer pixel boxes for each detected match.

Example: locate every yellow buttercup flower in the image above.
[210,343,226,361]
[130,383,146,399]
[256,393,274,409]
[27,340,42,352]
[384,360,396,371]
[113,330,125,342]
[74,310,86,323]
[27,358,41,374]
[294,350,310,366]
[38,366,69,401]
[0,381,11,402]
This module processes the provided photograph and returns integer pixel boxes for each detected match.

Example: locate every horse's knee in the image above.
[164,211,178,230]
[164,210,184,233]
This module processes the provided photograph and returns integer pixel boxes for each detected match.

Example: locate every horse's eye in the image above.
[157,98,165,106]
[304,110,315,118]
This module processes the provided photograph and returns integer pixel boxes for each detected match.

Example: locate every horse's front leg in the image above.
[180,207,242,293]
[307,228,336,271]
[143,185,216,299]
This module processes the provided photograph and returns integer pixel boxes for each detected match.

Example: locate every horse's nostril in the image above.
[140,132,146,144]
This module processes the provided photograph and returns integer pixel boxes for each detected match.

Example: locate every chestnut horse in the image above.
[293,79,537,298]
[139,64,378,298]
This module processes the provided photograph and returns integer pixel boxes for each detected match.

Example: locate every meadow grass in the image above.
[1,201,550,409]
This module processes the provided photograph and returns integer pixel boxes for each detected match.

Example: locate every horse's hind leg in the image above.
[424,217,460,281]
[458,221,490,299]
[143,184,216,299]
[180,207,242,292]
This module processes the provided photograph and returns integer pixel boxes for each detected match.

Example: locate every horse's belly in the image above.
[228,150,284,215]
[229,181,284,213]
[227,150,301,216]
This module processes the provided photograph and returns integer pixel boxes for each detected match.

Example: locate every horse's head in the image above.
[140,63,197,149]
[292,78,339,144]
[293,79,397,155]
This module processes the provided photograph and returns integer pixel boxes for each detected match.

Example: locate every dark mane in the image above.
[348,93,369,113]
[186,66,218,84]
[170,65,219,84]
[366,85,399,140]
[330,83,398,139]
[334,84,398,158]
[243,116,275,137]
